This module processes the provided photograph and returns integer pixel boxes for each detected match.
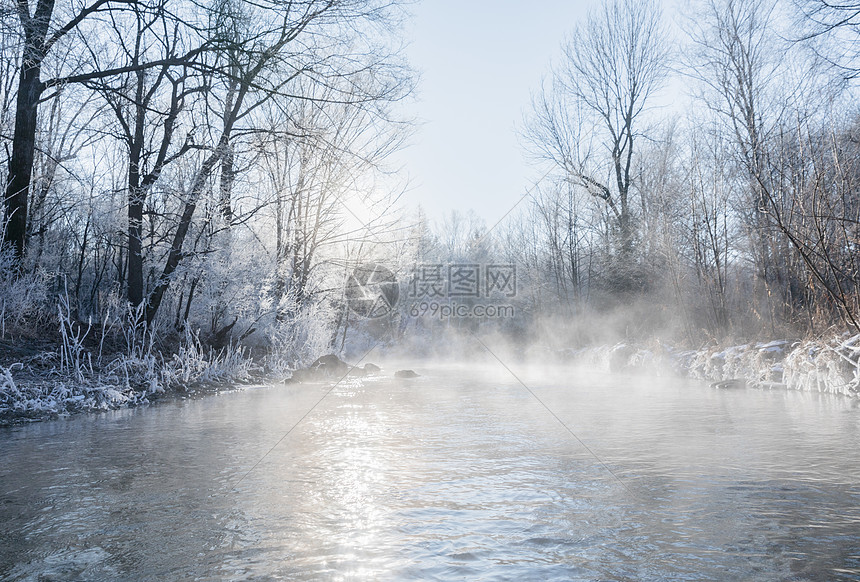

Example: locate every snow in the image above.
[561,335,860,397]
[0,333,256,423]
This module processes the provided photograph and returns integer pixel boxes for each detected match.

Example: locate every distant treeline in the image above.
[2,0,860,358]
[409,0,860,347]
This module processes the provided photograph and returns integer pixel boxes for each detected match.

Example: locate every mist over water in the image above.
[4,0,860,577]
[2,362,859,580]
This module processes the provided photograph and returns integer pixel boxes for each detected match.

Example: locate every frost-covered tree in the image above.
[524,0,669,266]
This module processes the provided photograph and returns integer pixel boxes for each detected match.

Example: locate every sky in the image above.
[394,0,593,224]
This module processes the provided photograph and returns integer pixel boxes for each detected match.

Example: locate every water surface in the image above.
[1,362,859,580]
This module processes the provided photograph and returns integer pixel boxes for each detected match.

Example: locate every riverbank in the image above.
[562,333,860,397]
[0,334,262,425]
[5,329,859,425]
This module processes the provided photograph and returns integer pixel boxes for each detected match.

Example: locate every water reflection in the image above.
[1,365,859,580]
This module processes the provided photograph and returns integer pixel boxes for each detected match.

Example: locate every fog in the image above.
[2,0,860,576]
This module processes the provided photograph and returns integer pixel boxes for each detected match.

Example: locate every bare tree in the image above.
[796,0,860,77]
[79,1,207,310]
[143,0,411,325]
[762,114,860,332]
[525,0,669,260]
[685,0,799,333]
[1,0,206,266]
[683,120,734,335]
[687,0,860,332]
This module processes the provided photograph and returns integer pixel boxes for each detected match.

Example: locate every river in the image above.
[1,362,859,580]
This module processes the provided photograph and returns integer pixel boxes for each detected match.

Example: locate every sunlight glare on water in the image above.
[1,362,860,580]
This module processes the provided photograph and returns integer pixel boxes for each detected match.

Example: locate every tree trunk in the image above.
[145,150,222,325]
[218,71,237,226]
[219,144,235,225]
[4,0,56,266]
[127,188,144,308]
[127,70,147,309]
[4,63,44,264]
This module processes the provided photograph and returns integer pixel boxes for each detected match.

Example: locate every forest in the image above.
[2,0,860,417]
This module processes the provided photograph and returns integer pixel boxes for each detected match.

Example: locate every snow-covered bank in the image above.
[563,335,860,397]
[0,339,256,424]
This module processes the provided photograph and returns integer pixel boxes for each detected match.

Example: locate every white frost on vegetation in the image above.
[781,335,860,395]
[566,335,860,397]
[1,324,256,422]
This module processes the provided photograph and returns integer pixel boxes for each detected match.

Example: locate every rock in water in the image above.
[711,379,746,389]
[364,363,381,373]
[289,354,350,383]
[310,354,349,375]
[287,368,312,383]
[395,369,419,378]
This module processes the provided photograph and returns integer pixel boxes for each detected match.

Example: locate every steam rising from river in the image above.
[3,362,859,580]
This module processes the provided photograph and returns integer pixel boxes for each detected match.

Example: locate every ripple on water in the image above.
[1,367,859,580]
